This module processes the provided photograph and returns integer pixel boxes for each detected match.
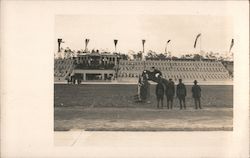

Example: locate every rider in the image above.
[151,67,162,77]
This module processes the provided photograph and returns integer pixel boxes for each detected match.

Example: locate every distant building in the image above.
[72,50,119,81]
[75,51,118,69]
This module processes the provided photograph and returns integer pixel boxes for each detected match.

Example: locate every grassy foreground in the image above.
[54,84,233,108]
[54,84,233,131]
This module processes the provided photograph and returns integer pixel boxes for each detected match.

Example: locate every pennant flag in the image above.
[194,33,201,48]
[114,39,118,52]
[85,39,90,51]
[114,39,118,49]
[142,39,146,45]
[229,39,234,52]
[114,39,118,46]
[57,38,64,52]
[85,39,90,46]
[165,40,171,54]
[142,39,146,53]
[58,38,65,44]
[58,38,62,43]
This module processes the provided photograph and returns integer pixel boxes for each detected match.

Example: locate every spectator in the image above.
[140,76,148,102]
[137,75,142,101]
[176,79,187,109]
[155,75,164,108]
[142,73,151,103]
[165,78,175,109]
[192,80,202,109]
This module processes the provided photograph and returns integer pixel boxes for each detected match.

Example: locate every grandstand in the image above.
[117,60,232,84]
[54,58,75,82]
[54,54,233,84]
[222,61,234,77]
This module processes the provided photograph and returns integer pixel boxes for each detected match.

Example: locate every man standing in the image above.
[155,75,164,108]
[192,80,202,109]
[144,77,151,104]
[165,78,175,109]
[137,75,143,102]
[176,79,187,109]
[140,75,148,102]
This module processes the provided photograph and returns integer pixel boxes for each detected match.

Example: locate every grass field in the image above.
[54,84,233,131]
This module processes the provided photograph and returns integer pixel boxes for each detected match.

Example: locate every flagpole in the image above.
[85,39,87,52]
[58,39,63,52]
[199,36,201,54]
[142,39,146,70]
[166,40,172,70]
[85,39,86,52]
[166,43,168,56]
[170,46,172,69]
[229,39,234,54]
[199,36,202,61]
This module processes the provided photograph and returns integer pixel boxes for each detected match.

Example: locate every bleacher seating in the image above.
[117,60,232,83]
[54,58,75,82]
[54,58,233,83]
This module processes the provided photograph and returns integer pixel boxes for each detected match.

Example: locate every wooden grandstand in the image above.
[54,58,75,82]
[54,57,233,84]
[117,60,232,83]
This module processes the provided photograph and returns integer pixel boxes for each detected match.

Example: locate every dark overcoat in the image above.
[165,81,175,97]
[192,85,201,98]
[176,83,187,98]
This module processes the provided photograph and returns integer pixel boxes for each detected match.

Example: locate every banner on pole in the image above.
[229,39,234,53]
[114,39,118,47]
[194,33,201,48]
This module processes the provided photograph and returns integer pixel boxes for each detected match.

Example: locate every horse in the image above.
[134,69,169,103]
[141,69,168,87]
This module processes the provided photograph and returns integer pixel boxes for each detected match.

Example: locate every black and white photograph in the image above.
[1,1,249,157]
[54,15,234,132]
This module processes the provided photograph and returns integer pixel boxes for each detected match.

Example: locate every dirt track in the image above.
[54,107,233,131]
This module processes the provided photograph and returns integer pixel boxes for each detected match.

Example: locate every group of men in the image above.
[156,76,202,109]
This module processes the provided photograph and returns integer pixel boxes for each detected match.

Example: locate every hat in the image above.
[194,80,198,83]
[179,79,182,82]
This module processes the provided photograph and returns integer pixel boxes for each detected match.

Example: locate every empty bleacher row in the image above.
[117,60,232,82]
[54,58,75,81]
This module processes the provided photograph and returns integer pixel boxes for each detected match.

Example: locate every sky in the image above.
[55,15,234,56]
